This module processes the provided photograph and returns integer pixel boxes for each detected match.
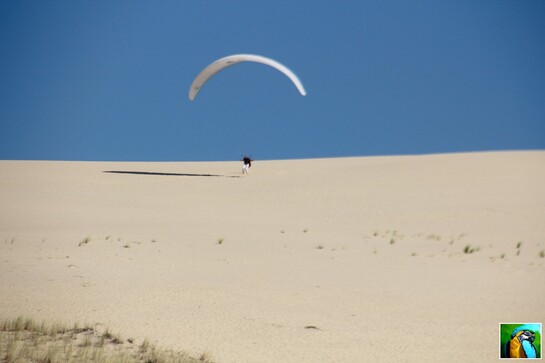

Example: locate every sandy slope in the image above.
[1,151,544,362]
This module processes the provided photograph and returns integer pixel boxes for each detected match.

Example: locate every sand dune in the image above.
[1,151,544,362]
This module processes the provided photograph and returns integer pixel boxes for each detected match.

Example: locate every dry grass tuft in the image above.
[78,236,91,247]
[463,245,479,254]
[515,241,523,256]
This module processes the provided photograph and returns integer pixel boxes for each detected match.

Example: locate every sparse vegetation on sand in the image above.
[78,236,91,247]
[516,241,523,256]
[426,234,441,241]
[77,235,158,249]
[489,253,507,262]
[0,316,212,363]
[463,244,479,254]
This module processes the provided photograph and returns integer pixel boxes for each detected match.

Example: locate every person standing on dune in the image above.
[242,156,252,174]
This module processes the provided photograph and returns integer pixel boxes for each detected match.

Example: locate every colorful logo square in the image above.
[500,323,542,359]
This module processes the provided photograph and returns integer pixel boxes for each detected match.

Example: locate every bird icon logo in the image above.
[501,323,541,359]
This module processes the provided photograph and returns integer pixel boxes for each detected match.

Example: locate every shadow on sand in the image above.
[103,171,241,178]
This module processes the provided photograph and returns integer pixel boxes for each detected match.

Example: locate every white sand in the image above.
[1,151,544,362]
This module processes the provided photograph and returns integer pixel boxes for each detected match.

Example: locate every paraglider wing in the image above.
[188,54,307,100]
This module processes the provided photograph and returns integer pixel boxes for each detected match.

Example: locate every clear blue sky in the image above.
[1,1,544,161]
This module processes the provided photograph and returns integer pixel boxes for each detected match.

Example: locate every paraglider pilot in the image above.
[242,156,252,174]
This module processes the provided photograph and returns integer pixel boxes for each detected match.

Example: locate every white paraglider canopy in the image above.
[189,54,307,101]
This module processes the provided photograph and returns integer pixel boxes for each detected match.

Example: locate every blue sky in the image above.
[1,1,544,161]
